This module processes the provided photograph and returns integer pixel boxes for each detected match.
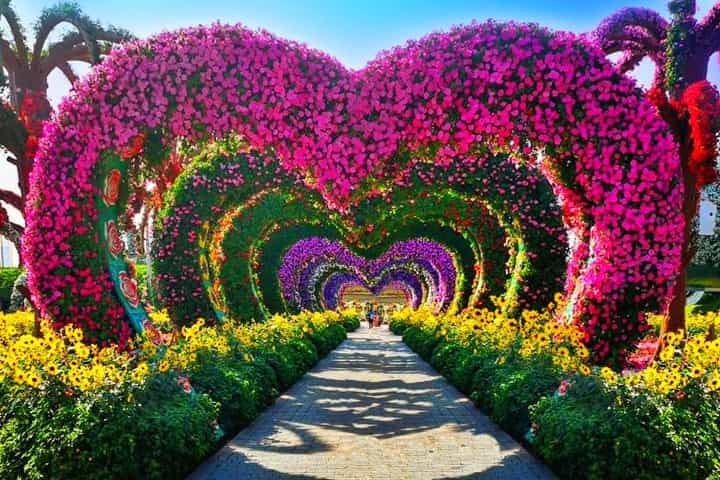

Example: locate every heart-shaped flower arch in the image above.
[278,237,458,313]
[24,21,682,365]
[156,143,564,324]
[212,192,485,320]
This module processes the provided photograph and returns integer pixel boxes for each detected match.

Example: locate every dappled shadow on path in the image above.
[243,327,489,454]
[189,326,553,480]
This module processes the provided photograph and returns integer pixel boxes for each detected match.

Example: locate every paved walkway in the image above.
[189,325,554,480]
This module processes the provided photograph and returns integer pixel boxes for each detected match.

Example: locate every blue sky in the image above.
[2,0,719,224]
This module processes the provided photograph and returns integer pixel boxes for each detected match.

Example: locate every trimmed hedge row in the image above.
[390,319,720,480]
[0,313,359,479]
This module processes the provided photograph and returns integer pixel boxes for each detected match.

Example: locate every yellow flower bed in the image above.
[0,308,354,393]
[391,296,720,395]
[0,310,140,392]
[392,294,589,372]
[646,308,719,334]
[627,330,720,394]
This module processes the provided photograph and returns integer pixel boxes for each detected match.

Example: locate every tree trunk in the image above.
[660,138,698,339]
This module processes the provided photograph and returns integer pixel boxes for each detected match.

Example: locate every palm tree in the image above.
[0,0,132,241]
[593,0,720,340]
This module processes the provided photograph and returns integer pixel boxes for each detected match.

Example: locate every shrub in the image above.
[485,355,558,439]
[287,337,319,371]
[430,341,465,377]
[449,350,487,394]
[0,373,219,480]
[389,318,407,334]
[188,355,266,433]
[341,311,361,331]
[0,308,354,478]
[258,345,304,390]
[530,376,720,480]
[0,268,22,311]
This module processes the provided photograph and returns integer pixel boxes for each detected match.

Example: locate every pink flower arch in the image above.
[24,21,682,365]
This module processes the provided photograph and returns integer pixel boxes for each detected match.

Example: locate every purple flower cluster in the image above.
[279,237,457,312]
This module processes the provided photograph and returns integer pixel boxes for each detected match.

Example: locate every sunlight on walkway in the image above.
[189,325,554,479]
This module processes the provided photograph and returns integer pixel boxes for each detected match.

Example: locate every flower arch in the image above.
[156,147,564,323]
[25,22,681,364]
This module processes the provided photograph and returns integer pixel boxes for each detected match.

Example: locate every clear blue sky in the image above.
[2,0,719,224]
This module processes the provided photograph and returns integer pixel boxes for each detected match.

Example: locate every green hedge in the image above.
[0,268,22,311]
[0,314,359,479]
[393,320,720,480]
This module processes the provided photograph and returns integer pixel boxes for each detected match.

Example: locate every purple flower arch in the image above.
[279,237,456,312]
[24,22,681,364]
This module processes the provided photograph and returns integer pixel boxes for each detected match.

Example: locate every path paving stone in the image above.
[189,324,555,480]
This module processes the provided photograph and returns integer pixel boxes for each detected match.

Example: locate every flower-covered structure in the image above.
[154,143,564,324]
[278,237,458,313]
[593,1,720,337]
[24,22,681,365]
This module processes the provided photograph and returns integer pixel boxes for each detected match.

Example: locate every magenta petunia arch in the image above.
[24,21,682,365]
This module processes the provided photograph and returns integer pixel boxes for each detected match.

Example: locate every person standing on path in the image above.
[367,304,374,329]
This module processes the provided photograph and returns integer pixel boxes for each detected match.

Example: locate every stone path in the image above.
[189,324,554,480]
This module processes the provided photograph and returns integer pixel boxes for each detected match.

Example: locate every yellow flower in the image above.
[45,363,60,376]
[13,369,26,384]
[158,360,170,373]
[600,366,617,384]
[658,347,674,363]
[707,374,720,392]
[554,346,570,358]
[75,344,90,359]
[579,364,591,376]
[26,370,42,388]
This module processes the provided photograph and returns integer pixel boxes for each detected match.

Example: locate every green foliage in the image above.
[219,187,493,319]
[485,355,558,439]
[448,349,485,394]
[157,140,565,328]
[430,341,464,376]
[530,376,720,480]
[134,263,148,302]
[287,337,319,371]
[253,347,303,391]
[308,323,346,357]
[340,312,361,332]
[687,264,720,289]
[0,102,27,160]
[694,185,720,270]
[0,373,218,480]
[388,319,407,334]
[404,325,556,440]
[187,354,270,433]
[153,141,295,325]
[0,268,22,311]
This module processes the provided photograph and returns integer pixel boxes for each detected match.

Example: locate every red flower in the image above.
[122,134,146,159]
[682,81,720,187]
